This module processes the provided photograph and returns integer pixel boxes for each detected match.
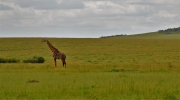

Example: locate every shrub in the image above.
[0,58,19,63]
[109,68,120,72]
[23,56,45,63]
[0,58,6,63]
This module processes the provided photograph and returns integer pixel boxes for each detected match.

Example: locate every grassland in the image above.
[0,33,180,99]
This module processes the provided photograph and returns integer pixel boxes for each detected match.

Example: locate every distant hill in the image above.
[100,27,180,39]
[123,32,180,39]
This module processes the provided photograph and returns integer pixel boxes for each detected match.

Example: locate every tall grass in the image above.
[0,37,180,99]
[0,72,179,99]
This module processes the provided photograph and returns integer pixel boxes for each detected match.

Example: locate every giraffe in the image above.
[41,38,66,69]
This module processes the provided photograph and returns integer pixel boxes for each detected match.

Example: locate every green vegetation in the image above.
[23,56,45,63]
[0,58,19,63]
[1,72,179,99]
[0,36,180,99]
[100,34,127,38]
[158,27,180,34]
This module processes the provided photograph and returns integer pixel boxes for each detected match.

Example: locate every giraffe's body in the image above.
[42,38,66,69]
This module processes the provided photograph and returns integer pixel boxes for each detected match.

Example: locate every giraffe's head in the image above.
[41,38,48,42]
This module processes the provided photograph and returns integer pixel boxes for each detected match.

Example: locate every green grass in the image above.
[0,37,180,99]
[0,72,180,99]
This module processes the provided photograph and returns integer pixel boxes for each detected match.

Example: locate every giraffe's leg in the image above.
[54,58,57,69]
[64,60,66,68]
[61,59,66,68]
[61,59,64,67]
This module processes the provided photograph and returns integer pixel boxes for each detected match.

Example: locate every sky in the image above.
[0,0,180,38]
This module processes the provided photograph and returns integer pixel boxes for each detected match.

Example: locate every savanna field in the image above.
[0,33,180,99]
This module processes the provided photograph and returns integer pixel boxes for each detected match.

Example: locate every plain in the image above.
[0,34,180,99]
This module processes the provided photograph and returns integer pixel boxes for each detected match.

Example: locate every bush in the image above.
[23,56,45,63]
[0,58,19,63]
[109,68,120,72]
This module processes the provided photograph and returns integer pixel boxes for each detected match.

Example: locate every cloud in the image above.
[0,3,13,10]
[15,0,84,10]
[0,0,179,37]
[59,0,85,9]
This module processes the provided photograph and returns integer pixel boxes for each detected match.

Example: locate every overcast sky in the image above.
[0,0,180,38]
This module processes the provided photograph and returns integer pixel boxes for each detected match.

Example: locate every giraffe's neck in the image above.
[46,40,59,53]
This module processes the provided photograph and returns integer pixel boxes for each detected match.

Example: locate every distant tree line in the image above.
[158,27,180,34]
[100,34,126,38]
